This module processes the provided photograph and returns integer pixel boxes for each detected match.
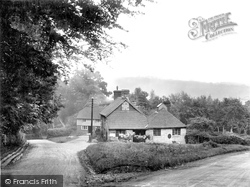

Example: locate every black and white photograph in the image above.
[1,0,250,186]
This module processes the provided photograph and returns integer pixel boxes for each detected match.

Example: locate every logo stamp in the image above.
[5,179,11,185]
[1,175,63,187]
[188,12,237,41]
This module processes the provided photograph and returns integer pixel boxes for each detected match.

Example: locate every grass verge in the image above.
[47,136,78,143]
[0,145,20,160]
[78,142,249,186]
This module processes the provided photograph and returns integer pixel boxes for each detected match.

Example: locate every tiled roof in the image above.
[147,108,186,129]
[107,110,147,129]
[100,97,143,117]
[77,105,105,120]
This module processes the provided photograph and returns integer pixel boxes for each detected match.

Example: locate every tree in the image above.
[191,95,213,118]
[243,101,250,134]
[169,92,194,124]
[0,0,147,142]
[221,98,247,133]
[188,117,216,132]
[129,87,150,115]
[149,90,163,109]
[0,12,62,136]
[208,99,225,132]
[245,100,250,113]
[57,69,111,123]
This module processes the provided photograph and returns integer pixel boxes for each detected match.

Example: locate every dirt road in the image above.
[119,151,250,187]
[1,136,91,187]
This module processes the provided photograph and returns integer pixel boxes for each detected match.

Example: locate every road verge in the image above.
[1,142,29,168]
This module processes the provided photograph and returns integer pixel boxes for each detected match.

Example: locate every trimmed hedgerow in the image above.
[210,135,249,145]
[47,128,72,138]
[81,142,249,174]
[185,130,250,145]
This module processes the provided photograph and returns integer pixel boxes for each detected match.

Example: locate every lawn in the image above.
[47,136,78,143]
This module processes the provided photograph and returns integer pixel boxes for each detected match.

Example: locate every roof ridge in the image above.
[100,97,124,117]
[100,97,146,117]
[147,108,186,128]
[147,110,159,122]
[125,98,145,116]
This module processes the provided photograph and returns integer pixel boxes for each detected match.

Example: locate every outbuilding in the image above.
[147,104,186,144]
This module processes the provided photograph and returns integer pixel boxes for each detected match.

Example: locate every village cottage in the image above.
[100,97,148,138]
[76,88,186,144]
[76,104,105,135]
[147,104,187,144]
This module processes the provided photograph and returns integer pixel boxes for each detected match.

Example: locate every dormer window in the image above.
[122,101,129,111]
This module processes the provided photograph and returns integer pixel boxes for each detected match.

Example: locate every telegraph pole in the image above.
[90,97,94,141]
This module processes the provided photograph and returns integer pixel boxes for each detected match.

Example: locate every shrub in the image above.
[47,128,72,138]
[202,141,219,148]
[210,135,249,145]
[92,128,106,142]
[209,131,221,136]
[185,130,210,144]
[1,131,26,146]
[185,130,250,145]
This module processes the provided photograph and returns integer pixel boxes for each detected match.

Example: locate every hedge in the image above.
[47,128,72,138]
[185,130,250,145]
[81,142,249,174]
[210,135,249,145]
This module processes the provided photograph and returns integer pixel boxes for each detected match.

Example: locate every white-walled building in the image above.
[147,105,187,144]
[76,88,186,144]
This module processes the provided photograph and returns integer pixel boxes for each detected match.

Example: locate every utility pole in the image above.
[90,97,94,141]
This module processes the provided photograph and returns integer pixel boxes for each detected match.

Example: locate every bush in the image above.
[185,130,250,145]
[92,128,106,142]
[185,130,210,144]
[47,128,72,138]
[202,141,219,148]
[2,131,26,146]
[210,135,249,145]
[82,142,249,174]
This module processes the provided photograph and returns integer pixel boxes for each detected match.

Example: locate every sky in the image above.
[94,0,250,92]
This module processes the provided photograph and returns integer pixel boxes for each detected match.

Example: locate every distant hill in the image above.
[114,77,250,101]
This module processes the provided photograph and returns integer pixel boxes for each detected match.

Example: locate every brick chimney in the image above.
[163,98,171,111]
[113,87,130,100]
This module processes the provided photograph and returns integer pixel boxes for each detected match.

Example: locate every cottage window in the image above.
[153,129,161,136]
[81,126,88,130]
[172,128,181,135]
